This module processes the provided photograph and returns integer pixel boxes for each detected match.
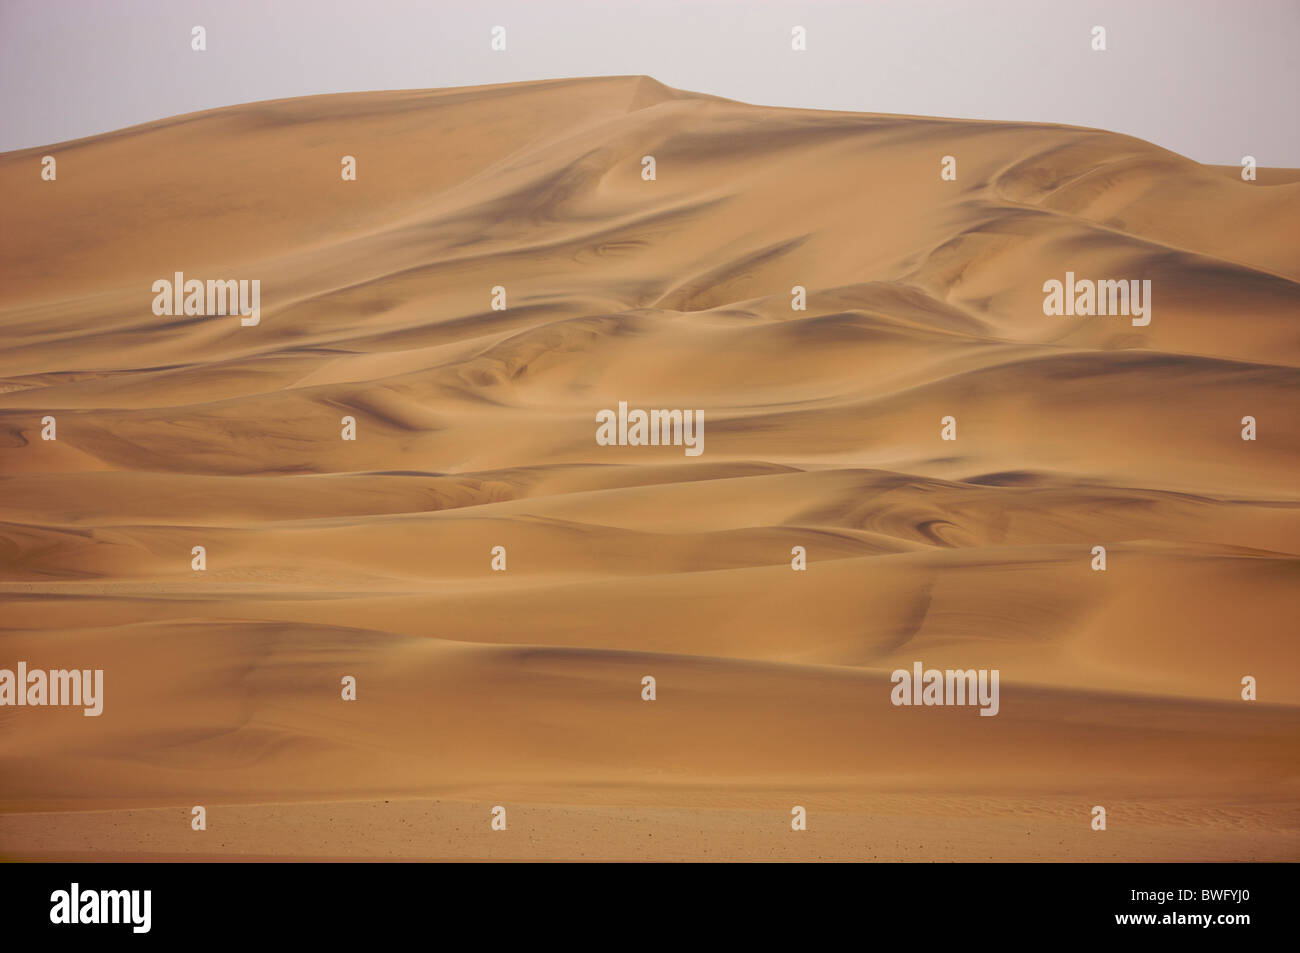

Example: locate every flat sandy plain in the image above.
[1,77,1297,860]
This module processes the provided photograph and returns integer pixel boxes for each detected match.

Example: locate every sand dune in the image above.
[1,76,1297,860]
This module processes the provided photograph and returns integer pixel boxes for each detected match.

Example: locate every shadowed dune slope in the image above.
[1,77,1297,860]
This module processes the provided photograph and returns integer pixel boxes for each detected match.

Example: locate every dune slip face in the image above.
[1,76,1298,861]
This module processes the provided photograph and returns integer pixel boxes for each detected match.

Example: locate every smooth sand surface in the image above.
[1,77,1297,860]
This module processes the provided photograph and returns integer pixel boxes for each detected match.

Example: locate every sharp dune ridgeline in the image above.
[1,76,1297,860]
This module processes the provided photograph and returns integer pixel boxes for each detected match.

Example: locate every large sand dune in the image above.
[1,76,1297,860]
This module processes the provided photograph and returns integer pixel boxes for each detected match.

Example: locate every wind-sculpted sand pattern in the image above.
[1,77,1297,860]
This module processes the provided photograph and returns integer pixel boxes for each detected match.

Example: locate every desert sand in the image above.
[0,76,1297,860]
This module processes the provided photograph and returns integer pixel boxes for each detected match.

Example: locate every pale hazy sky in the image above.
[1,0,1297,164]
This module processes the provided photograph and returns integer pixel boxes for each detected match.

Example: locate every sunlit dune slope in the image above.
[1,76,1296,860]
